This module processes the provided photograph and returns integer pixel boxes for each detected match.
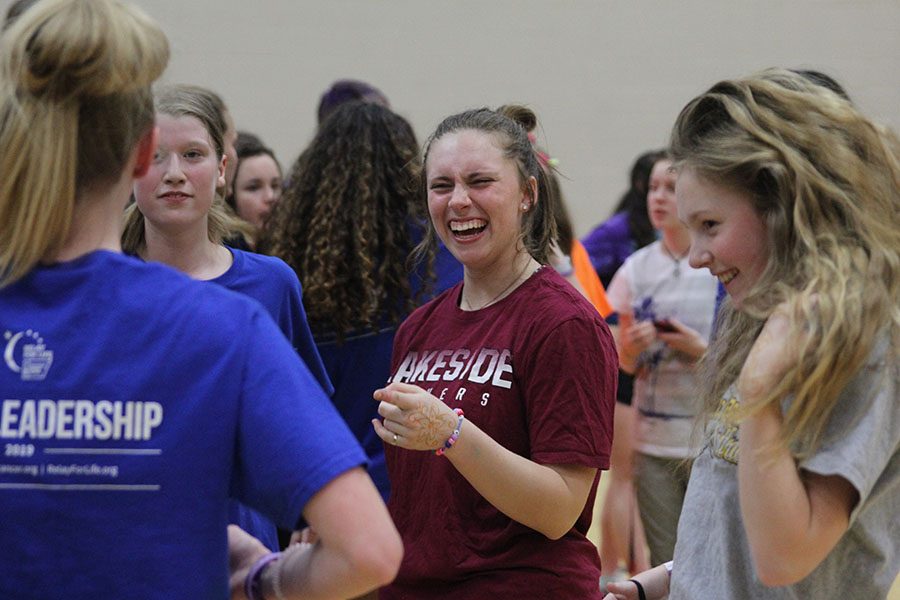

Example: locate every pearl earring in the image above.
[521,203,529,211]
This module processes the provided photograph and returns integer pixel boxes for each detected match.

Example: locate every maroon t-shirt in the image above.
[381,266,617,599]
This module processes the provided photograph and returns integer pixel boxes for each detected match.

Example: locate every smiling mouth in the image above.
[449,219,487,239]
[718,269,737,284]
[160,192,190,201]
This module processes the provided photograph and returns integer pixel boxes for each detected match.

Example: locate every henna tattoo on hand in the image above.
[410,400,457,449]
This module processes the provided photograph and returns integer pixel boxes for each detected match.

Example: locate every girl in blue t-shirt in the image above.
[124,85,334,551]
[0,2,400,598]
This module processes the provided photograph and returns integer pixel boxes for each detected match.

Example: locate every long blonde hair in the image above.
[670,68,900,457]
[0,0,168,287]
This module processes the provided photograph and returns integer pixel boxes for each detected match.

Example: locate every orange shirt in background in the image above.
[571,239,613,318]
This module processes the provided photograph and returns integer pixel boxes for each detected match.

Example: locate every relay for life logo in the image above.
[4,330,53,381]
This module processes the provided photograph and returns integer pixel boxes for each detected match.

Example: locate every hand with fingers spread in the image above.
[372,382,459,451]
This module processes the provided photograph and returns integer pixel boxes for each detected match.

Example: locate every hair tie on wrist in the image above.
[628,578,647,600]
[245,552,281,600]
[435,408,464,456]
[272,543,308,600]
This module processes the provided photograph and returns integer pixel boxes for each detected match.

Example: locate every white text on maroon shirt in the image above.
[389,348,513,389]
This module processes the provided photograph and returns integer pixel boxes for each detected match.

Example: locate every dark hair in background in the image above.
[235,130,263,150]
[317,79,390,124]
[259,101,431,341]
[224,131,280,211]
[419,104,557,265]
[613,149,665,249]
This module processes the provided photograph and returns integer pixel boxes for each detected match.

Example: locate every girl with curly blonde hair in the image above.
[606,68,899,600]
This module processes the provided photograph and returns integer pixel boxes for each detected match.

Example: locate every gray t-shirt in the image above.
[670,337,899,599]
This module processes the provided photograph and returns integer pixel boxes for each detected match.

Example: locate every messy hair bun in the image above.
[4,0,168,100]
[497,104,537,134]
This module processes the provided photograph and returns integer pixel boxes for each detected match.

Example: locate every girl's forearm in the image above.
[445,419,596,540]
[738,403,854,586]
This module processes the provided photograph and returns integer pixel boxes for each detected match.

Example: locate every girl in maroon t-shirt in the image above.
[372,106,618,598]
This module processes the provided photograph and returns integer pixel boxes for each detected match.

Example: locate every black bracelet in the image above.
[628,578,648,600]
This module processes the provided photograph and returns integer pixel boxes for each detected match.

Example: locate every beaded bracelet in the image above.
[435,408,464,456]
[244,551,281,600]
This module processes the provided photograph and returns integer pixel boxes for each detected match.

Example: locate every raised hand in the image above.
[737,303,796,402]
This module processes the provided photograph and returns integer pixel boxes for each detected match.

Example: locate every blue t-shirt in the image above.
[212,248,332,396]
[0,251,365,599]
[212,247,334,550]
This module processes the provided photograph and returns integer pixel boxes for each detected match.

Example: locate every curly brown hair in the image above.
[259,101,432,341]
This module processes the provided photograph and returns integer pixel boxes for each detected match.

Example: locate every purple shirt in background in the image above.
[580,212,637,288]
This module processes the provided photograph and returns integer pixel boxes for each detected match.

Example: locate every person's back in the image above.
[1,252,354,596]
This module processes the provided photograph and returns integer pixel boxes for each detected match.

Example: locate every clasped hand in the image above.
[372,382,459,451]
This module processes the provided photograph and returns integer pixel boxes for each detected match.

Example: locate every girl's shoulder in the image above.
[231,248,296,278]
[220,248,301,290]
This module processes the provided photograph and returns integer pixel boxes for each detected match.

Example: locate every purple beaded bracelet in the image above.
[435,408,465,456]
[244,551,281,600]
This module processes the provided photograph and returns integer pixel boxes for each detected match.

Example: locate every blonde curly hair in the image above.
[670,68,900,458]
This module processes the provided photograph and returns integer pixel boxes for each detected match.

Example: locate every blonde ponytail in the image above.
[0,0,169,287]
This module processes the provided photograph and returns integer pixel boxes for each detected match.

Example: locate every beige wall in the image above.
[7,0,900,236]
